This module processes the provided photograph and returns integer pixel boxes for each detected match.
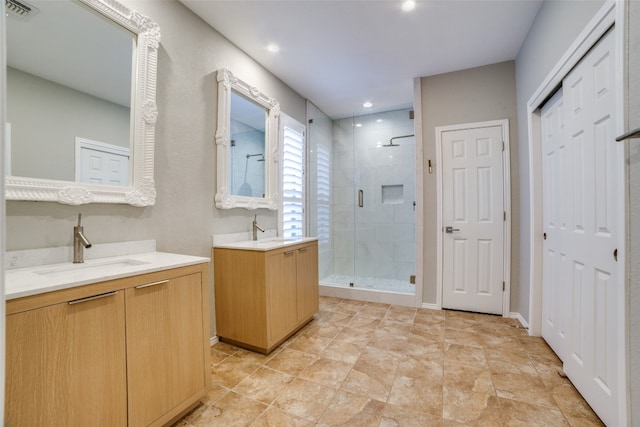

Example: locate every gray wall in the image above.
[514,0,605,321]
[5,0,307,337]
[7,67,130,180]
[627,1,640,423]
[419,61,519,306]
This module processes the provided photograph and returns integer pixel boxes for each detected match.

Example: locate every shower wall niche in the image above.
[308,105,416,295]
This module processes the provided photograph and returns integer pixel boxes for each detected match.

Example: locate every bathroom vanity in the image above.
[213,237,319,353]
[5,252,210,427]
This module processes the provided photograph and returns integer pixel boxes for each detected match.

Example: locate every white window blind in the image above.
[280,115,305,238]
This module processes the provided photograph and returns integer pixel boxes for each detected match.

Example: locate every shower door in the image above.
[352,109,416,294]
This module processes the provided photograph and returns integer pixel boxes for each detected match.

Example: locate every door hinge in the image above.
[503,281,505,291]
[504,211,506,221]
[502,141,505,152]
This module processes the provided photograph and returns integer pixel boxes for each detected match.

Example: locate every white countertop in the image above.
[213,236,318,251]
[6,252,210,300]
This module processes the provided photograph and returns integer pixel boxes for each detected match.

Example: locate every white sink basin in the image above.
[35,258,150,278]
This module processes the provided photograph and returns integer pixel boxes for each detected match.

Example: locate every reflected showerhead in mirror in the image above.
[246,153,265,162]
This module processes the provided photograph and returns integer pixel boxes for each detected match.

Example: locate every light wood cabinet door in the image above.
[266,249,298,344]
[125,272,206,427]
[6,291,127,427]
[296,242,319,322]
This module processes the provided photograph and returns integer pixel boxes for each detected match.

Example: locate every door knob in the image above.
[445,226,460,234]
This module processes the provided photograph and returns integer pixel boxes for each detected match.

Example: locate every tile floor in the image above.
[174,296,603,426]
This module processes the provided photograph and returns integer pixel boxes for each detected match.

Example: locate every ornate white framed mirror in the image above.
[215,68,280,210]
[5,0,160,206]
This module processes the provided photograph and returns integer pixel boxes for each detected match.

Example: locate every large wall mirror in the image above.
[5,0,160,206]
[215,68,280,210]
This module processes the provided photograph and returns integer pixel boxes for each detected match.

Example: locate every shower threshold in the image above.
[320,274,415,295]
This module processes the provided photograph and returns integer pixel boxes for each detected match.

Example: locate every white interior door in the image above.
[75,137,129,186]
[541,88,571,360]
[541,28,622,426]
[441,123,505,315]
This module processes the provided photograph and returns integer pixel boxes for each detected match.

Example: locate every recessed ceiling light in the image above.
[376,119,383,123]
[267,43,280,53]
[363,101,373,108]
[402,0,416,12]
[355,123,363,128]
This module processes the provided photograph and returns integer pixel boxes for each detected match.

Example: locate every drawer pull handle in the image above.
[135,280,169,290]
[298,247,307,253]
[284,250,295,255]
[69,291,117,305]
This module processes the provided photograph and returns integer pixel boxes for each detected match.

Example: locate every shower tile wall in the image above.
[333,109,416,282]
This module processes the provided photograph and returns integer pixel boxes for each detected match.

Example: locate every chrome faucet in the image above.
[252,214,265,241]
[73,213,92,263]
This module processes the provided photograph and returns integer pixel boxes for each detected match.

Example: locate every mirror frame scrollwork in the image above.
[215,68,280,210]
[5,0,160,206]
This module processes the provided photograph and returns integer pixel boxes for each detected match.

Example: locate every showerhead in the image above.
[383,134,415,147]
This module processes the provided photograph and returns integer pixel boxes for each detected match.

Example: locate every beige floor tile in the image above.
[302,322,344,339]
[409,323,445,343]
[320,311,355,325]
[498,397,569,426]
[176,298,598,427]
[233,367,294,404]
[191,391,267,426]
[317,389,385,426]
[492,370,559,408]
[383,306,417,323]
[396,354,443,382]
[443,363,494,395]
[320,339,363,364]
[377,318,414,335]
[211,348,231,365]
[347,314,382,329]
[404,335,445,360]
[443,391,503,425]
[357,305,389,319]
[298,357,352,388]
[486,347,538,376]
[274,378,336,422]
[210,356,260,388]
[201,384,229,407]
[380,403,442,427]
[444,343,488,368]
[532,359,572,389]
[387,375,443,418]
[212,341,241,355]
[333,326,374,346]
[266,348,319,376]
[233,348,280,365]
[250,406,314,427]
[340,366,394,402]
[552,383,603,426]
[368,333,409,354]
[287,334,333,355]
[444,327,486,348]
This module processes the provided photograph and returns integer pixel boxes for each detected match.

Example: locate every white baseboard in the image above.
[510,312,529,329]
[421,303,440,310]
[210,336,219,347]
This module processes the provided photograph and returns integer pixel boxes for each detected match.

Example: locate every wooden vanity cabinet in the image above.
[214,240,319,353]
[6,290,128,427]
[5,263,210,427]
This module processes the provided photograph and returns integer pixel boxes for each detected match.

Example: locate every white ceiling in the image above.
[180,0,543,119]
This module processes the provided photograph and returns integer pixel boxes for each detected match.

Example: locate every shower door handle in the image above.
[358,190,364,207]
[445,226,460,234]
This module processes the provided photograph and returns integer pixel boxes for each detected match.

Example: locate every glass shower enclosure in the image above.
[308,104,416,296]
